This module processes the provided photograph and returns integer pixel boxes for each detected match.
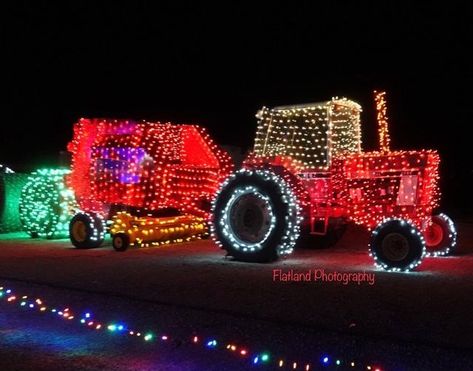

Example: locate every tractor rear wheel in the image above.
[69,212,105,249]
[370,219,425,272]
[212,169,301,262]
[424,214,457,256]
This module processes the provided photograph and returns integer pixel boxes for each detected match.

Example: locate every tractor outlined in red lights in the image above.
[211,92,456,271]
[67,119,232,251]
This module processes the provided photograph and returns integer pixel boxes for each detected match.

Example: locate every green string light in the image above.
[0,173,29,233]
[19,168,78,238]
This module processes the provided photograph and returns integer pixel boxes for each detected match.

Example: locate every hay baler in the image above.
[67,118,232,251]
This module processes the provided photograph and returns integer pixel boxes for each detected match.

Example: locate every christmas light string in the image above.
[110,211,207,249]
[0,164,15,174]
[0,285,384,370]
[374,91,391,153]
[254,98,362,169]
[0,171,29,233]
[211,168,302,258]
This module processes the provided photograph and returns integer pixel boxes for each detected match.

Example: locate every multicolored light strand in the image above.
[0,284,384,370]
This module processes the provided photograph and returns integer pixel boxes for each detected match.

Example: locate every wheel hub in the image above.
[72,220,87,242]
[424,222,444,247]
[114,236,123,249]
[228,192,273,244]
[382,232,409,261]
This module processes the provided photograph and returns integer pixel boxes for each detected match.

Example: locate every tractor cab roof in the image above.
[270,99,361,112]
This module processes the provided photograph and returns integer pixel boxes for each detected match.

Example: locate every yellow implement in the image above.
[110,212,207,251]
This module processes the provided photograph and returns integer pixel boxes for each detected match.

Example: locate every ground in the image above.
[1,221,473,370]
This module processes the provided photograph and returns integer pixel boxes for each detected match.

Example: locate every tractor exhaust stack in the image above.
[374,90,391,153]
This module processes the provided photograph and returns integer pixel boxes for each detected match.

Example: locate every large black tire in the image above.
[69,212,105,249]
[212,169,301,262]
[424,214,457,257]
[112,233,130,252]
[370,219,425,272]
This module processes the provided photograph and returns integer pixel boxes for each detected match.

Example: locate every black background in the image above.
[2,1,472,216]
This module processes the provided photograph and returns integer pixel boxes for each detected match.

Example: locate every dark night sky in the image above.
[2,1,473,215]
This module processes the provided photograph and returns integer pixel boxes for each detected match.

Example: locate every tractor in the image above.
[67,118,232,251]
[211,93,456,271]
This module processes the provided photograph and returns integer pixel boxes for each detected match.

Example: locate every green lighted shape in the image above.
[19,168,78,238]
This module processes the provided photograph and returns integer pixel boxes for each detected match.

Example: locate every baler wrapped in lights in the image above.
[67,118,232,251]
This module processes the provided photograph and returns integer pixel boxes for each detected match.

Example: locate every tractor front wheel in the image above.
[424,214,457,257]
[212,169,301,263]
[370,219,425,272]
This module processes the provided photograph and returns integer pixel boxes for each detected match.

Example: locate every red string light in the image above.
[67,118,233,221]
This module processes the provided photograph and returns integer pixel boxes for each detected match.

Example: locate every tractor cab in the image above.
[253,98,362,169]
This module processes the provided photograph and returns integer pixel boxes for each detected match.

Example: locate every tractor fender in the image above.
[241,155,311,217]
